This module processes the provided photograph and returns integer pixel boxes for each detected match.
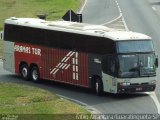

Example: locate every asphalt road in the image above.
[82,0,119,24]
[1,0,160,114]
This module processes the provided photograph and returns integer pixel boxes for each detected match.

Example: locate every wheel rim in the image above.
[32,70,38,81]
[22,68,28,78]
[96,82,99,93]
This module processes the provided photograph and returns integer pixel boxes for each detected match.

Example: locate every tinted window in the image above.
[117,40,154,53]
[4,24,116,54]
[118,54,156,78]
[102,55,116,76]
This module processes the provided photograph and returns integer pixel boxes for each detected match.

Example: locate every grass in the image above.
[0,0,80,30]
[0,82,90,120]
[0,0,80,57]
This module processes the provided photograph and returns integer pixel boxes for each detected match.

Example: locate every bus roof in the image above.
[5,17,151,41]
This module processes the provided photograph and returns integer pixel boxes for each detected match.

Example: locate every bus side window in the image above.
[102,55,116,76]
[110,60,115,74]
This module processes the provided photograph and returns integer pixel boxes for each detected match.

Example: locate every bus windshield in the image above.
[117,40,154,53]
[118,54,156,78]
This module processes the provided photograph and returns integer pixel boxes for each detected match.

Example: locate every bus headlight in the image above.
[150,80,156,84]
[119,82,130,86]
[126,83,131,86]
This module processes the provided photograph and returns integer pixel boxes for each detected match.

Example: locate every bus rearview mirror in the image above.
[155,57,158,68]
[0,31,3,40]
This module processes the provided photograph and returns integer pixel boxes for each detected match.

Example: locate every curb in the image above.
[57,94,101,114]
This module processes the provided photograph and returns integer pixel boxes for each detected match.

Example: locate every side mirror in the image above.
[155,56,158,68]
[0,31,3,40]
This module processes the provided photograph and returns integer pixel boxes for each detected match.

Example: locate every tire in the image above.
[31,66,40,83]
[95,77,104,96]
[20,64,30,80]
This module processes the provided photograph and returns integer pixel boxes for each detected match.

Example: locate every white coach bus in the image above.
[2,17,158,95]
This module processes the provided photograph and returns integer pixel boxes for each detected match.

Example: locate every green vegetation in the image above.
[0,0,80,30]
[0,82,90,120]
[0,0,80,56]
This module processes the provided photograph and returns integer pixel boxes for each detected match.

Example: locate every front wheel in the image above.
[95,78,104,96]
[31,66,40,83]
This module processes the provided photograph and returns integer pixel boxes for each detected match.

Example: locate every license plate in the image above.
[136,87,142,91]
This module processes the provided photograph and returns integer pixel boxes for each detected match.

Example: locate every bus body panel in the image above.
[116,77,156,93]
[102,72,156,93]
[40,46,89,87]
[14,43,42,75]
[102,72,117,93]
[14,43,89,87]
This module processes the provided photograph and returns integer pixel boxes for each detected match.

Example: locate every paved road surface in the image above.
[82,0,119,24]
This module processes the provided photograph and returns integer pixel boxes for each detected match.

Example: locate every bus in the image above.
[2,17,158,95]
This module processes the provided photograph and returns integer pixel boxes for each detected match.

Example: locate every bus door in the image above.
[3,41,15,72]
[102,55,117,93]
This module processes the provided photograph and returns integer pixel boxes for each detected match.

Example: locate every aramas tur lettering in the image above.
[14,45,41,56]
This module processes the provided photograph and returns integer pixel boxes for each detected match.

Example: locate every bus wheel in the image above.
[95,78,104,96]
[31,66,40,83]
[20,64,30,80]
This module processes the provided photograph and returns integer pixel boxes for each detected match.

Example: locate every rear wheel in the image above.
[95,77,104,96]
[20,64,30,80]
[31,66,40,83]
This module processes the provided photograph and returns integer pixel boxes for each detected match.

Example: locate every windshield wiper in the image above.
[140,66,155,77]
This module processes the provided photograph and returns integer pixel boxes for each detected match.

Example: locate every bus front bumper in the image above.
[118,84,156,93]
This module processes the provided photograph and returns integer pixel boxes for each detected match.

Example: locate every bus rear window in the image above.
[116,40,154,53]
